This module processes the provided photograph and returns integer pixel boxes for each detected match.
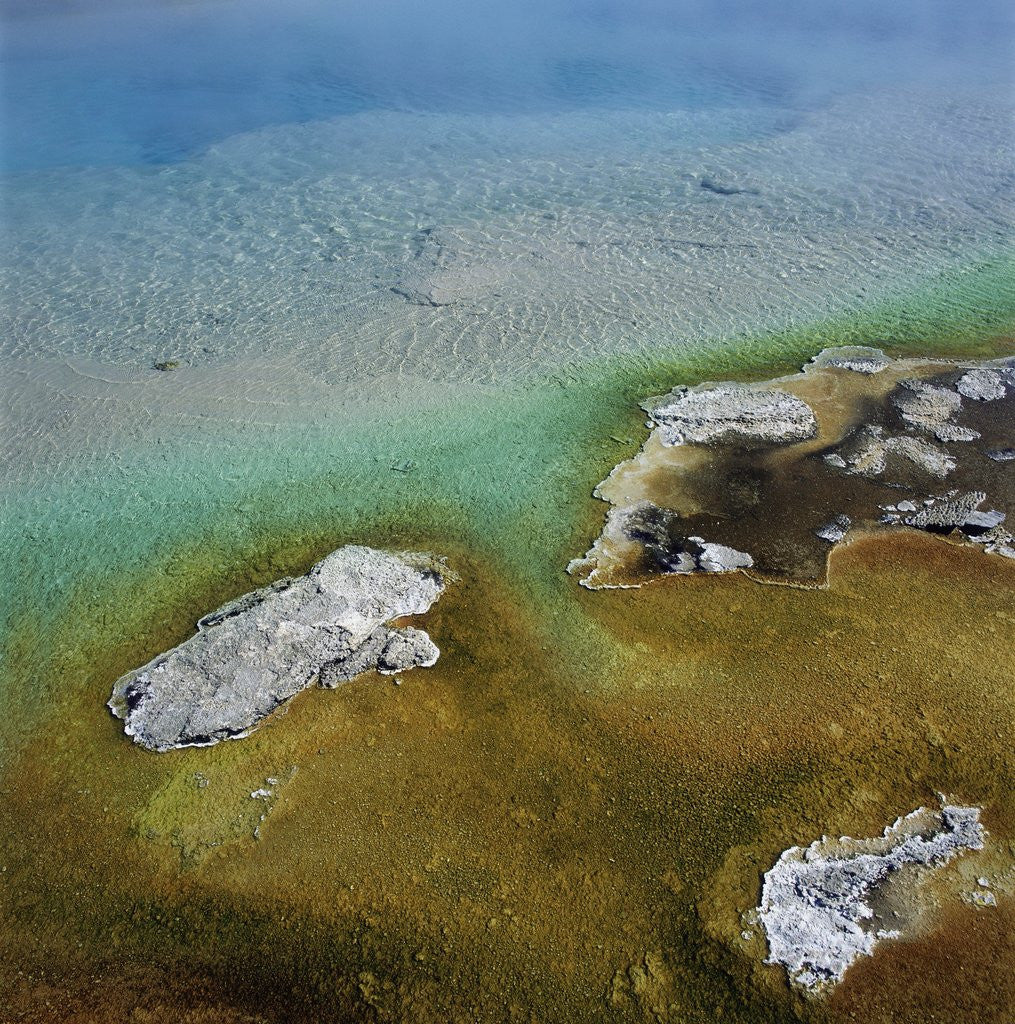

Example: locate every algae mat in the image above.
[1,308,1014,1022]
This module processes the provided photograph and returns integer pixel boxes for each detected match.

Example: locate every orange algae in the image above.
[1,521,1013,1022]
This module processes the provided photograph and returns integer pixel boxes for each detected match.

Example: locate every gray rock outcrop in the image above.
[759,803,985,994]
[109,546,453,752]
[893,379,979,442]
[956,367,1011,401]
[643,384,817,447]
[831,425,956,478]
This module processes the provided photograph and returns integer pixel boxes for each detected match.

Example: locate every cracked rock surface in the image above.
[109,545,453,751]
[644,384,817,447]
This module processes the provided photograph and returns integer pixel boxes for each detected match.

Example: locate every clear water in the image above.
[2,0,1013,398]
[1,0,1014,710]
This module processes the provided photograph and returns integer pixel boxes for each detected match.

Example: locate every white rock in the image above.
[688,536,755,572]
[816,515,851,543]
[956,368,1009,401]
[810,347,893,374]
[109,546,452,752]
[759,803,984,993]
[645,385,817,447]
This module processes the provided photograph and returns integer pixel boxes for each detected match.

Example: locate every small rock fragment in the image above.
[811,346,892,374]
[892,379,979,442]
[969,524,1015,558]
[816,515,851,543]
[376,627,440,675]
[965,890,997,908]
[621,502,754,574]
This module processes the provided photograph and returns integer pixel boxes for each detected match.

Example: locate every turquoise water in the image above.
[2,0,1015,713]
[5,0,1011,172]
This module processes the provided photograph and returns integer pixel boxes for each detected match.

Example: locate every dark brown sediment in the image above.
[574,352,1015,588]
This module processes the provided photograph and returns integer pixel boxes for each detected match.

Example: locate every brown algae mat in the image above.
[1,523,1012,1023]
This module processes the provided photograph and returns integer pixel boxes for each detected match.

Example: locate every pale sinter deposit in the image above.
[109,545,453,752]
[758,803,985,993]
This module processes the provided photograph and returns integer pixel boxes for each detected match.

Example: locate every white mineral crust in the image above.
[759,803,984,993]
[109,545,451,751]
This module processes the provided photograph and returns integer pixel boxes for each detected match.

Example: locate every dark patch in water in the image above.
[700,177,758,196]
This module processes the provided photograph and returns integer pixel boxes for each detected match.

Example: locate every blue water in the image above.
[3,0,1012,172]
[1,0,1013,479]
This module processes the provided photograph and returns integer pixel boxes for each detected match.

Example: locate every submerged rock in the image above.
[109,546,453,752]
[567,502,754,587]
[809,346,891,375]
[832,425,956,478]
[759,803,985,994]
[391,224,528,307]
[892,379,979,442]
[643,384,817,447]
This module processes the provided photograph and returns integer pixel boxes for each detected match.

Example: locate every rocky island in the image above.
[109,545,454,752]
[570,347,1014,588]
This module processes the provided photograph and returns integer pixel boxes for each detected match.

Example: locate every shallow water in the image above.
[1,1,1014,1020]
